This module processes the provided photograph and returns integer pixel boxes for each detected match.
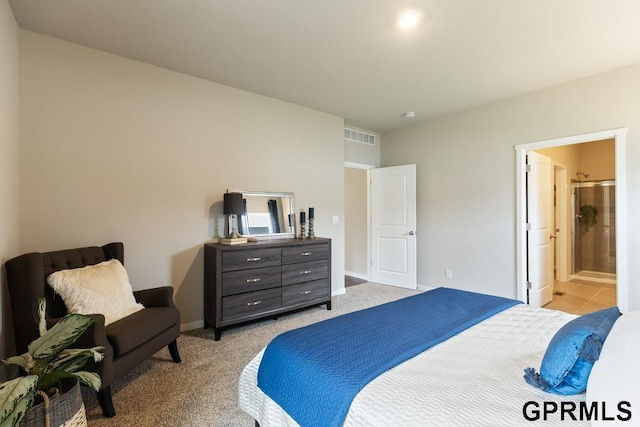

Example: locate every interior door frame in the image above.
[344,161,375,282]
[344,162,418,289]
[554,164,569,282]
[515,128,628,311]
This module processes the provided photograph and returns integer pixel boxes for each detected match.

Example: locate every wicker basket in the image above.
[19,381,87,427]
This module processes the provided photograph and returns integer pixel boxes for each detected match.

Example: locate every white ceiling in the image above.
[9,0,640,133]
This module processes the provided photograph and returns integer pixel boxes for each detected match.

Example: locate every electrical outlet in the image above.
[332,215,339,224]
[445,269,453,280]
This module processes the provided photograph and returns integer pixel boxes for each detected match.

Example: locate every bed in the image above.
[239,287,637,426]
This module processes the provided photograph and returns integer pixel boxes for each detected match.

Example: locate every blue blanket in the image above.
[257,287,520,427]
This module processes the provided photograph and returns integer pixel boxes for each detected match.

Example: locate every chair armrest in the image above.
[48,314,112,350]
[83,314,111,347]
[75,314,112,349]
[134,286,176,308]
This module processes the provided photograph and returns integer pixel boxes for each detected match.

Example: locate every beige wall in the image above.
[344,168,368,278]
[536,143,581,174]
[0,1,20,376]
[382,63,640,310]
[344,125,381,167]
[579,139,615,181]
[19,31,346,330]
[538,138,615,182]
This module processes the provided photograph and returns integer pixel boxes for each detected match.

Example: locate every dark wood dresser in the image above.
[204,238,331,340]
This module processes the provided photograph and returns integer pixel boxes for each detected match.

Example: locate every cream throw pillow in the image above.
[47,259,144,326]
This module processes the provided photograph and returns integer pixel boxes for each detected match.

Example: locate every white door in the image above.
[370,164,417,289]
[527,152,554,306]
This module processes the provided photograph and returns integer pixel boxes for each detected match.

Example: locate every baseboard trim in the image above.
[332,288,346,297]
[345,271,368,281]
[180,320,204,332]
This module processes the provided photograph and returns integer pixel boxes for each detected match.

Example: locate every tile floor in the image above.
[543,279,617,315]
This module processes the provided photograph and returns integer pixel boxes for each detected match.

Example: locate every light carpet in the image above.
[81,283,421,426]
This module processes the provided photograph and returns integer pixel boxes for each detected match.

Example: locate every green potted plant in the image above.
[579,204,599,233]
[0,298,104,427]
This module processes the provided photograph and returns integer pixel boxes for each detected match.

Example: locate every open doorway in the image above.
[534,140,616,314]
[344,165,371,287]
[516,128,628,313]
[344,163,418,290]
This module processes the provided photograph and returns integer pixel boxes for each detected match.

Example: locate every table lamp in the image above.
[224,192,244,240]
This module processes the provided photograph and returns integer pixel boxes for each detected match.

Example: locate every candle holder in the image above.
[299,211,307,239]
[308,217,315,239]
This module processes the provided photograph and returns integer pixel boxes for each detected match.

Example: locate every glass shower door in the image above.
[572,180,616,278]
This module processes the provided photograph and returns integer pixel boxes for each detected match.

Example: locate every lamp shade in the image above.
[223,192,244,215]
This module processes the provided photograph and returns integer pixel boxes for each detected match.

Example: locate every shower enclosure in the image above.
[572,180,616,280]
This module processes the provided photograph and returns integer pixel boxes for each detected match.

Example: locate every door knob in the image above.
[409,231,415,236]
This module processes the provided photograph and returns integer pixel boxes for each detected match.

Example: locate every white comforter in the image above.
[239,304,589,426]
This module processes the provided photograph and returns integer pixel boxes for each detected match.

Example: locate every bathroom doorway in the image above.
[516,128,627,313]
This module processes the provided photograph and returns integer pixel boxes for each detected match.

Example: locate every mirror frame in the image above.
[228,190,296,240]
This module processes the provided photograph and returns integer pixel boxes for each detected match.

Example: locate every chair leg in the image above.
[97,386,116,418]
[168,339,181,363]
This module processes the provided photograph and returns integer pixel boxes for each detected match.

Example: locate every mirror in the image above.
[230,190,295,239]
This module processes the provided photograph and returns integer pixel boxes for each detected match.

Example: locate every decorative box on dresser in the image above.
[204,238,331,340]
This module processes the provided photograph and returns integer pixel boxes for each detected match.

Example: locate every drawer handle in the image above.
[301,290,312,295]
[300,252,312,256]
[246,257,262,262]
[247,300,262,306]
[301,270,312,274]
[246,278,261,283]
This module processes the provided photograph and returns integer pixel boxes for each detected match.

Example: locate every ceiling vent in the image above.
[344,128,376,146]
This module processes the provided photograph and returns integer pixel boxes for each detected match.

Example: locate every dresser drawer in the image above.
[205,238,331,340]
[222,248,281,272]
[222,288,281,321]
[221,266,281,296]
[282,279,330,306]
[282,244,329,264]
[282,260,328,286]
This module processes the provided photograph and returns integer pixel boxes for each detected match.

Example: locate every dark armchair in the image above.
[4,242,181,417]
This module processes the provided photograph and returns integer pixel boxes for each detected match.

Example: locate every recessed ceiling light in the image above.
[397,10,421,31]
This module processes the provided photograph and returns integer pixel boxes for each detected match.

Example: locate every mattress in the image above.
[239,304,589,427]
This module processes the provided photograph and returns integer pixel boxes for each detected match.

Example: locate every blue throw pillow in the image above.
[524,306,621,395]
